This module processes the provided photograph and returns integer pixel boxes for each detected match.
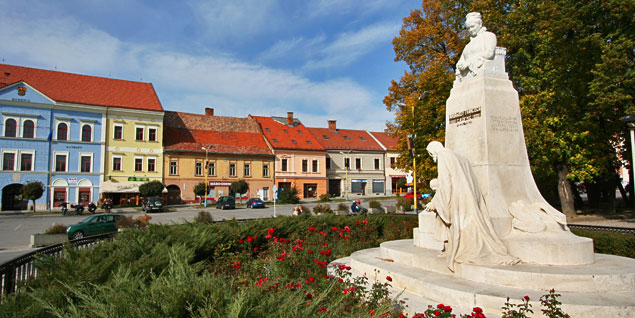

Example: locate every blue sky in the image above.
[0,0,418,131]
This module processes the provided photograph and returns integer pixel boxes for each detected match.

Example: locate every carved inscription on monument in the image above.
[490,115,519,132]
[449,106,481,127]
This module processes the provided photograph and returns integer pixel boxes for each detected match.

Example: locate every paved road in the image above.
[0,200,398,263]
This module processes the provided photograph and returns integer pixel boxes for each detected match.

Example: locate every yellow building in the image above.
[163,109,274,204]
[99,84,164,206]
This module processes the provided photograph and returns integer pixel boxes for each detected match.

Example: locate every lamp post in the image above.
[397,101,418,215]
[624,115,635,209]
[339,150,351,200]
[201,145,213,207]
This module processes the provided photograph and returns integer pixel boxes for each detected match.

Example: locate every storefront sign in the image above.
[209,181,232,186]
[68,177,77,184]
[389,175,406,178]
[128,177,149,181]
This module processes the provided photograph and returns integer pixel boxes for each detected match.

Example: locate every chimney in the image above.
[4,72,10,84]
[205,107,214,116]
[328,120,337,131]
[287,112,294,126]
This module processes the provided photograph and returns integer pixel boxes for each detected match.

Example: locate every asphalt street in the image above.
[0,200,398,263]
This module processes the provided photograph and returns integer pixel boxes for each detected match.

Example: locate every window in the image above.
[55,154,67,172]
[229,163,236,177]
[302,159,308,172]
[3,152,15,170]
[374,158,380,170]
[134,158,143,171]
[306,141,312,145]
[169,160,178,175]
[4,119,17,137]
[312,160,318,172]
[208,161,215,176]
[112,156,122,171]
[57,123,68,140]
[263,163,269,177]
[20,153,33,171]
[360,137,366,141]
[344,158,350,169]
[195,161,203,176]
[297,130,303,134]
[283,129,288,133]
[80,155,92,172]
[355,158,361,169]
[322,135,329,140]
[148,127,157,142]
[265,128,270,132]
[390,157,396,168]
[291,140,297,144]
[326,157,331,169]
[147,158,156,172]
[244,163,251,177]
[273,139,278,143]
[113,124,123,140]
[81,124,92,142]
[344,136,350,140]
[23,120,34,138]
[135,127,144,141]
[281,158,288,172]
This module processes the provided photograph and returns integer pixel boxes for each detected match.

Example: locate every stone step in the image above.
[343,247,635,318]
[380,239,635,293]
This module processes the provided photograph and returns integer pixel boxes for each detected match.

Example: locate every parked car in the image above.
[404,192,427,200]
[142,196,164,212]
[246,198,265,209]
[215,196,236,210]
[67,213,123,240]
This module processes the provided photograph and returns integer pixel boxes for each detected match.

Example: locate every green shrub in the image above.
[319,193,331,201]
[396,196,413,211]
[312,203,333,215]
[116,215,135,228]
[44,223,67,235]
[278,187,300,204]
[195,211,213,223]
[337,203,350,213]
[572,229,635,258]
[368,200,382,209]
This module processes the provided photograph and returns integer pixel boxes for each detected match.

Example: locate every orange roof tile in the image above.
[0,64,162,111]
[307,128,383,151]
[164,111,272,155]
[369,131,399,150]
[253,116,324,151]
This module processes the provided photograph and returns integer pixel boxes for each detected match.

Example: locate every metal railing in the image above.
[568,223,635,234]
[0,232,116,299]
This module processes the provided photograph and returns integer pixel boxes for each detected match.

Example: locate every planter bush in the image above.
[45,223,67,235]
[312,203,333,215]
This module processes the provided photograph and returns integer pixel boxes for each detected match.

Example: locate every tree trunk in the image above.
[32,200,36,213]
[557,165,576,216]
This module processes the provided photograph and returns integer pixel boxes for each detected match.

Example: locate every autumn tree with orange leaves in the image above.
[385,0,633,214]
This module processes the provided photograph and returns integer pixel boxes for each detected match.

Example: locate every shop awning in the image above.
[100,181,168,193]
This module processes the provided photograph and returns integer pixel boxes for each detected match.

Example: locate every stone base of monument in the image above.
[331,240,635,318]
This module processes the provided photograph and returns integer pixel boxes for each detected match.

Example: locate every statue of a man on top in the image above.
[455,12,497,81]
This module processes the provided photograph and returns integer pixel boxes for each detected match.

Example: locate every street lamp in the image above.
[339,150,352,200]
[397,101,418,215]
[201,144,213,207]
[624,115,635,209]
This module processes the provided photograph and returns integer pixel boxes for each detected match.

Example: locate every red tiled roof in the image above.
[307,128,383,151]
[253,116,324,151]
[164,111,272,155]
[369,131,399,150]
[0,64,162,111]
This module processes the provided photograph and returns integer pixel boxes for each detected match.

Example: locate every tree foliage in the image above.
[387,0,634,213]
[193,182,207,198]
[231,179,249,203]
[278,187,300,204]
[139,181,164,198]
[22,181,44,213]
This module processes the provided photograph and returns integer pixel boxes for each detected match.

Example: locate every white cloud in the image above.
[308,0,396,18]
[257,35,326,62]
[0,5,392,131]
[303,21,400,70]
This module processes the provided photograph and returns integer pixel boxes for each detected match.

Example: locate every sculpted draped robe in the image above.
[456,27,497,80]
[430,148,518,271]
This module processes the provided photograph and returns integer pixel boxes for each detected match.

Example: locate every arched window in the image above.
[57,123,68,140]
[4,119,17,137]
[23,120,35,138]
[81,124,92,142]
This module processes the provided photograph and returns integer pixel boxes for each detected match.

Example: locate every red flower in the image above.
[267,228,275,235]
[306,276,315,283]
[332,226,339,231]
[318,306,327,312]
[306,293,313,299]
[473,307,483,313]
[323,242,329,246]
[524,295,530,301]
[433,310,440,316]
[308,250,313,254]
[253,247,258,251]
[362,219,367,224]
[386,276,392,282]
[443,305,452,312]
[238,239,244,244]
[247,236,254,242]
[437,304,444,309]
[309,226,317,231]
[355,221,361,225]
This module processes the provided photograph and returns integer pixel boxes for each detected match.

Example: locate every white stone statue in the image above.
[425,141,518,271]
[455,12,497,81]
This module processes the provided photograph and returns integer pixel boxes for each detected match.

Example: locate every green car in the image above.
[67,213,123,240]
[215,196,236,210]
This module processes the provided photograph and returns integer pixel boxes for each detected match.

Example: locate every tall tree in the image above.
[22,181,44,213]
[387,0,633,215]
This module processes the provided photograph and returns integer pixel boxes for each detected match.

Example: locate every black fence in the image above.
[0,232,116,299]
[568,223,635,234]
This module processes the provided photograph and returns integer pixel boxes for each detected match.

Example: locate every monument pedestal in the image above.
[332,240,635,317]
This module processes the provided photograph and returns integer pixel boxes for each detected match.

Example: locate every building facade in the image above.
[163,109,274,203]
[309,121,386,198]
[369,131,405,194]
[253,113,327,199]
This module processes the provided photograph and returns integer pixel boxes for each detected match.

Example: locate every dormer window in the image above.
[360,137,366,141]
[323,135,329,140]
[306,141,312,145]
[291,140,297,144]
[283,129,288,133]
[344,136,350,140]
[265,128,270,132]
[297,130,303,134]
[273,139,278,143]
